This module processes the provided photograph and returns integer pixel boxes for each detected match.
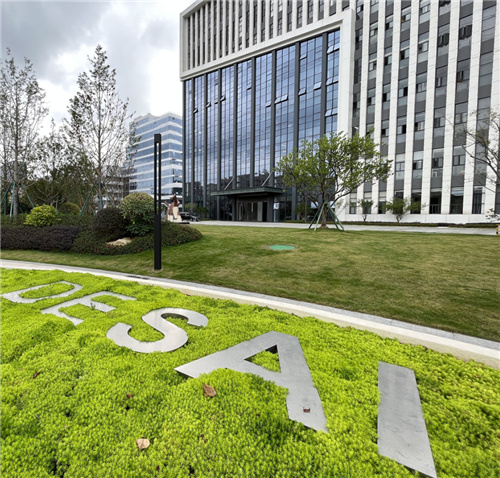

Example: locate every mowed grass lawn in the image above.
[2,226,498,342]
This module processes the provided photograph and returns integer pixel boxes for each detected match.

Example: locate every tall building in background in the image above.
[129,113,183,204]
[180,0,499,223]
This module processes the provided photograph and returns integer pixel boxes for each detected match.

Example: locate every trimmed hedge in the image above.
[71,221,202,255]
[0,214,28,227]
[1,226,82,252]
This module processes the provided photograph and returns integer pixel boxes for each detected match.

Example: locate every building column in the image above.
[250,57,256,187]
[203,73,208,208]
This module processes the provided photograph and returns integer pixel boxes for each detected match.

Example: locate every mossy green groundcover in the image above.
[1,269,499,478]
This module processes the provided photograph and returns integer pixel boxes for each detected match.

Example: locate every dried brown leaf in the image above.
[136,438,150,451]
[202,383,216,397]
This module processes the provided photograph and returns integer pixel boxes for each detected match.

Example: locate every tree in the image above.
[276,132,391,227]
[357,198,374,222]
[459,108,499,192]
[65,45,139,212]
[0,49,48,216]
[27,120,75,208]
[384,196,421,223]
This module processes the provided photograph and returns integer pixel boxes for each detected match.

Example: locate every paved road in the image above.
[194,220,496,235]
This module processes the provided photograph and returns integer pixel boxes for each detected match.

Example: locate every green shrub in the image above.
[24,205,58,227]
[59,202,80,215]
[0,213,28,227]
[120,193,154,236]
[56,213,92,228]
[92,207,129,241]
[71,221,202,255]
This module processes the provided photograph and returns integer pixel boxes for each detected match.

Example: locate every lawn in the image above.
[1,226,499,342]
[1,269,499,478]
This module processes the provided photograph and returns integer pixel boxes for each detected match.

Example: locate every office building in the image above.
[129,113,183,203]
[180,0,499,222]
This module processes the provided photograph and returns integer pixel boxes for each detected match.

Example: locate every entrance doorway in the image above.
[238,201,267,221]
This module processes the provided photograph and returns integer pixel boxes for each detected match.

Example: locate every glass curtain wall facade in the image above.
[183,29,341,221]
[129,113,183,203]
[181,0,499,223]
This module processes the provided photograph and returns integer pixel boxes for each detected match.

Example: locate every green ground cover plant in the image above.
[1,269,499,478]
[2,227,498,342]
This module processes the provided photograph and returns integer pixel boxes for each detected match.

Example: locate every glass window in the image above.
[385,14,393,32]
[401,6,411,27]
[395,160,405,179]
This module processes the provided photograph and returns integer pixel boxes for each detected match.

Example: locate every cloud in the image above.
[1,0,194,132]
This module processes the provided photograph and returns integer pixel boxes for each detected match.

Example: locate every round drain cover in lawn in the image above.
[269,245,295,250]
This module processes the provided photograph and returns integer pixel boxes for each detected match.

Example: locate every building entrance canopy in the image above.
[210,186,283,197]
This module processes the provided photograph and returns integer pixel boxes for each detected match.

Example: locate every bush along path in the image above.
[1,269,499,478]
[0,199,203,255]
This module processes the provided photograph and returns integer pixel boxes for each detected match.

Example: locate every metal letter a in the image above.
[175,331,328,432]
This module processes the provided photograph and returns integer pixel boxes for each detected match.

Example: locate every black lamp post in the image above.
[153,134,162,270]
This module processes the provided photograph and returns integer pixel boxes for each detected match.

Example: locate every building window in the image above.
[399,39,410,67]
[430,191,442,214]
[450,188,464,214]
[455,112,467,124]
[382,84,390,109]
[432,156,443,169]
[420,1,430,15]
[381,119,389,138]
[438,33,449,47]
[401,6,411,25]
[456,69,469,83]
[452,154,465,176]
[416,73,427,95]
[367,93,375,106]
[395,161,405,179]
[435,76,446,88]
[355,28,363,47]
[385,14,393,31]
[418,41,428,53]
[415,119,425,131]
[398,78,408,106]
[370,22,378,43]
[433,116,445,128]
[459,24,472,39]
[472,187,484,214]
[413,159,423,179]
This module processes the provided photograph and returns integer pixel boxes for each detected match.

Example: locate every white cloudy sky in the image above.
[1,0,195,132]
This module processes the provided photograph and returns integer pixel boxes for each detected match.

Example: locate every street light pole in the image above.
[154,134,162,270]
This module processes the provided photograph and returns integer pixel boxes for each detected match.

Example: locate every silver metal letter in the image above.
[378,361,437,478]
[1,281,82,303]
[175,331,328,432]
[106,308,208,353]
[41,292,136,325]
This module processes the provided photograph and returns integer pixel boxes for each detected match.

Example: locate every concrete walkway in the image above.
[2,259,498,369]
[195,220,496,235]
